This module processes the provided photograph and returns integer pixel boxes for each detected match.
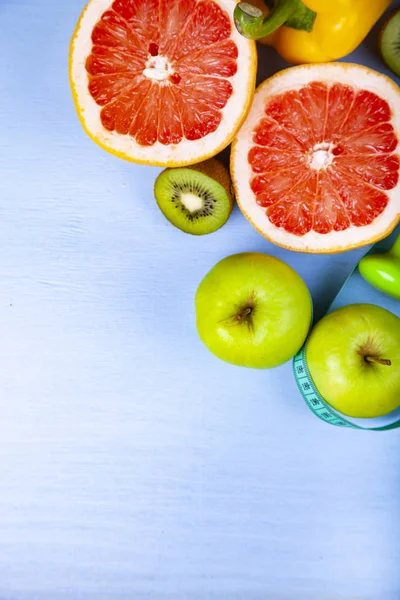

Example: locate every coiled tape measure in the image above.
[292,225,400,431]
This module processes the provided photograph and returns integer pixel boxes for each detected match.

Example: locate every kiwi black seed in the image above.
[379,8,400,78]
[154,158,234,235]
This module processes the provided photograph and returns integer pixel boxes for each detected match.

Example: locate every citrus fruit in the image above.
[69,0,257,167]
[231,63,400,253]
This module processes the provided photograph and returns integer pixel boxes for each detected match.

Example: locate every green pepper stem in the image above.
[234,1,293,39]
[234,0,316,40]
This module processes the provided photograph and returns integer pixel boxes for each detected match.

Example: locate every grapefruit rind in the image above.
[231,63,400,253]
[69,0,257,167]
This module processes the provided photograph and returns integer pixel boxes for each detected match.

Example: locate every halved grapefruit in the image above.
[231,64,400,253]
[69,0,256,166]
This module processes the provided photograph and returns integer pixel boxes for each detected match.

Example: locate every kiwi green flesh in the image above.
[154,168,231,235]
[380,9,400,78]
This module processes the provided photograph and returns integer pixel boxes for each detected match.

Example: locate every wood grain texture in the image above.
[0,1,399,598]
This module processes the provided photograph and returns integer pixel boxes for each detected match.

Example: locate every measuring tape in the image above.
[292,226,400,431]
[293,345,400,431]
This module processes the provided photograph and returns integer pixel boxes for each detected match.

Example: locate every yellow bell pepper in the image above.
[234,0,393,64]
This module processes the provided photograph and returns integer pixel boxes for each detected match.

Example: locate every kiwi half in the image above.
[154,158,234,235]
[379,8,400,78]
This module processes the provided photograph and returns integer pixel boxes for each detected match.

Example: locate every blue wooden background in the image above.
[0,1,399,598]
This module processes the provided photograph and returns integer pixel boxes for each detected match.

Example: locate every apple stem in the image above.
[365,356,392,366]
[237,307,252,321]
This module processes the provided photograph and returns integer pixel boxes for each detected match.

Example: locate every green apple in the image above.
[306,304,400,418]
[195,252,312,368]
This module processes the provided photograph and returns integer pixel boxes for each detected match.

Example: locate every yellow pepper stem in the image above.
[234,0,316,40]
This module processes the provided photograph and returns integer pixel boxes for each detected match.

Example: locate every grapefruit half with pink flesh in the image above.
[69,0,256,166]
[231,64,400,254]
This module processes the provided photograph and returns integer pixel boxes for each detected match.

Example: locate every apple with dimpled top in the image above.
[306,303,400,418]
[195,252,312,368]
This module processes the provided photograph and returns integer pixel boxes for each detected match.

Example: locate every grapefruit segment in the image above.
[266,172,318,236]
[85,45,145,75]
[248,147,304,174]
[179,74,233,111]
[171,0,231,60]
[337,90,392,138]
[251,165,307,206]
[176,40,238,77]
[112,0,160,45]
[231,63,400,253]
[264,91,314,148]
[336,123,398,155]
[158,0,197,56]
[324,84,355,141]
[100,77,151,134]
[158,86,184,145]
[132,83,160,145]
[298,82,328,143]
[327,167,390,227]
[313,171,351,235]
[88,73,138,106]
[253,118,303,151]
[335,154,400,191]
[70,0,256,166]
[91,10,147,54]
